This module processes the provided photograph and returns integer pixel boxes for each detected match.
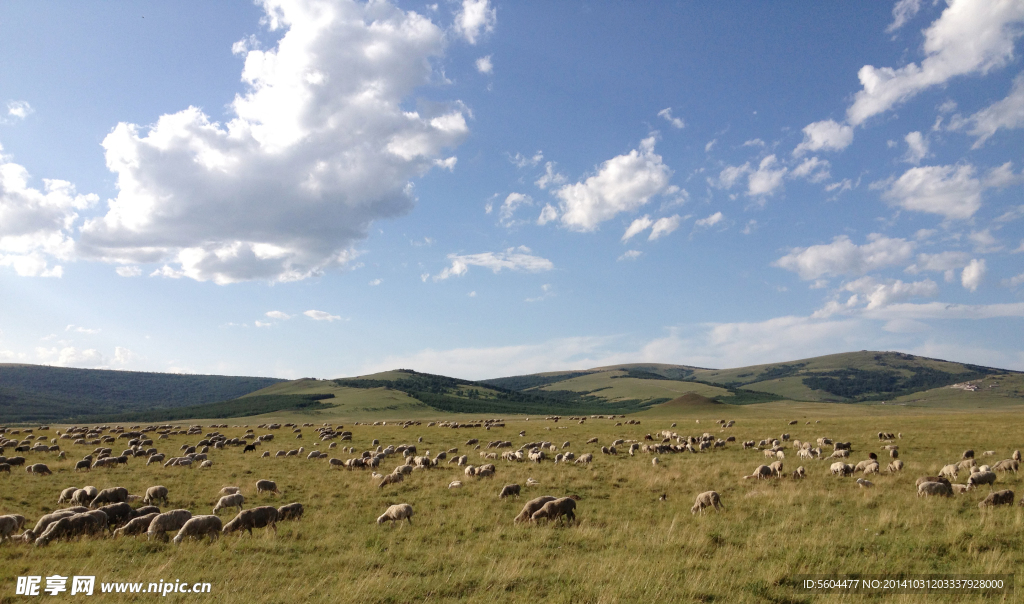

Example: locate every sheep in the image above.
[448,480,463,489]
[58,487,78,504]
[26,463,52,475]
[34,511,105,547]
[651,457,660,467]
[218,486,241,497]
[499,484,521,499]
[90,487,129,508]
[200,460,213,469]
[992,459,1018,474]
[916,476,951,487]
[792,466,806,479]
[173,515,223,544]
[530,497,578,524]
[918,481,953,497]
[690,491,723,514]
[21,508,87,542]
[147,510,193,542]
[256,479,280,495]
[962,449,975,460]
[887,460,904,473]
[213,493,245,514]
[146,454,165,466]
[769,460,784,477]
[70,487,97,507]
[830,462,854,477]
[476,464,495,478]
[575,453,593,465]
[967,471,997,489]
[112,513,159,538]
[940,464,959,481]
[745,465,773,480]
[1013,450,1021,462]
[1,515,27,542]
[526,478,539,486]
[277,503,303,521]
[957,458,977,471]
[863,462,880,475]
[983,450,996,457]
[378,472,404,488]
[514,496,557,523]
[96,502,133,528]
[223,506,279,535]
[951,483,969,494]
[856,478,874,488]
[978,489,1014,508]
[376,503,413,525]
[74,460,91,472]
[143,485,169,505]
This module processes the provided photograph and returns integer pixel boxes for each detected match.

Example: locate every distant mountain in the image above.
[0,364,285,423]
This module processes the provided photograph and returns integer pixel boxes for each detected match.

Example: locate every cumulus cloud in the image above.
[1,157,97,277]
[774,234,915,280]
[621,215,653,242]
[1002,272,1024,287]
[712,163,750,190]
[454,0,496,44]
[550,137,671,231]
[265,310,291,319]
[847,0,1024,126]
[961,258,986,291]
[6,101,33,119]
[694,212,723,229]
[36,346,108,368]
[657,108,685,129]
[115,265,141,277]
[475,55,493,74]
[509,151,543,168]
[903,131,929,163]
[841,276,939,309]
[887,0,922,33]
[793,120,854,155]
[648,215,682,240]
[905,251,971,281]
[304,309,341,322]
[881,164,982,219]
[498,192,532,227]
[536,204,558,225]
[955,74,1024,147]
[369,278,382,286]
[76,0,468,284]
[790,157,831,183]
[534,162,567,190]
[618,250,642,261]
[747,155,787,197]
[432,246,553,281]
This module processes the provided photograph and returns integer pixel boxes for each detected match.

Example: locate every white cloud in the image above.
[76,0,468,285]
[747,155,787,197]
[841,276,939,309]
[150,265,184,279]
[536,204,558,225]
[790,156,831,182]
[534,161,567,190]
[956,74,1024,147]
[887,0,922,33]
[255,320,272,328]
[509,151,543,168]
[969,229,1002,253]
[525,283,553,303]
[6,100,33,119]
[862,300,1024,321]
[793,120,853,155]
[704,139,717,153]
[0,158,97,277]
[66,324,100,335]
[552,137,671,231]
[434,156,458,171]
[742,219,757,235]
[369,278,382,286]
[713,163,750,190]
[649,215,682,240]
[657,108,685,129]
[618,250,642,261]
[903,131,929,164]
[498,192,532,227]
[774,234,915,280]
[113,346,135,365]
[475,55,493,74]
[961,258,986,291]
[304,309,341,322]
[115,265,141,277]
[1002,272,1024,288]
[433,246,553,281]
[694,212,723,229]
[882,164,982,219]
[848,0,1024,126]
[742,138,766,147]
[621,215,653,242]
[906,251,971,277]
[36,346,108,368]
[265,310,291,320]
[454,0,496,44]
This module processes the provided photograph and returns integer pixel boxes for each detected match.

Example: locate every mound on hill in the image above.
[657,392,723,409]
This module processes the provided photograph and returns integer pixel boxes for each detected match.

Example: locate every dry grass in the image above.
[2,407,1023,603]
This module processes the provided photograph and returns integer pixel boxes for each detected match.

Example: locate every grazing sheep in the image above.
[916,476,951,487]
[256,479,280,495]
[1013,450,1021,462]
[146,454,165,466]
[218,486,241,497]
[90,487,129,508]
[744,465,773,480]
[26,463,52,475]
[957,458,977,472]
[918,481,953,497]
[792,466,806,479]
[940,464,959,481]
[147,509,193,541]
[34,511,106,547]
[690,491,723,514]
[887,460,904,473]
[58,487,78,504]
[993,459,1018,473]
[223,506,279,535]
[962,449,974,460]
[951,483,969,494]
[575,453,593,465]
[530,497,578,524]
[856,478,874,488]
[830,462,855,477]
[173,515,223,544]
[863,462,880,475]
[983,450,996,457]
[967,471,997,489]
[74,460,91,472]
[514,496,557,523]
[978,489,1014,508]
[448,480,462,489]
[378,472,404,488]
[1,515,27,542]
[278,503,303,521]
[651,457,660,467]
[376,503,413,525]
[22,508,87,542]
[213,493,245,514]
[499,484,521,499]
[143,486,169,505]
[113,513,159,538]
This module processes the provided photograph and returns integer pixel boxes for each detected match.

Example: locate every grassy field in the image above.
[532,370,730,402]
[3,402,1024,603]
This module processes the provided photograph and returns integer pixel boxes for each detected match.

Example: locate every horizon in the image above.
[1,1,1022,380]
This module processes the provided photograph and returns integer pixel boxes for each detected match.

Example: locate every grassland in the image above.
[3,401,1024,603]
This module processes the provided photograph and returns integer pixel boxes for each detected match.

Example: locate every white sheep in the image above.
[448,480,462,489]
[143,486,169,505]
[213,493,245,514]
[256,479,280,495]
[147,509,193,541]
[173,515,223,544]
[690,491,723,514]
[856,478,874,488]
[376,503,413,525]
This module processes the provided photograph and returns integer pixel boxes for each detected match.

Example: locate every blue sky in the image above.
[1,0,1022,379]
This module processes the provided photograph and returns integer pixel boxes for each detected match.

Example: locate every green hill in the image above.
[0,364,284,423]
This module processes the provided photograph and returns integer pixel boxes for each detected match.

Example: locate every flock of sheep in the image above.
[3,413,1022,553]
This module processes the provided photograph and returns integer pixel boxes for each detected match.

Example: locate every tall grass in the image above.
[1,406,1022,603]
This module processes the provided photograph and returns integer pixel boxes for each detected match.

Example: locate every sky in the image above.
[1,0,1023,380]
